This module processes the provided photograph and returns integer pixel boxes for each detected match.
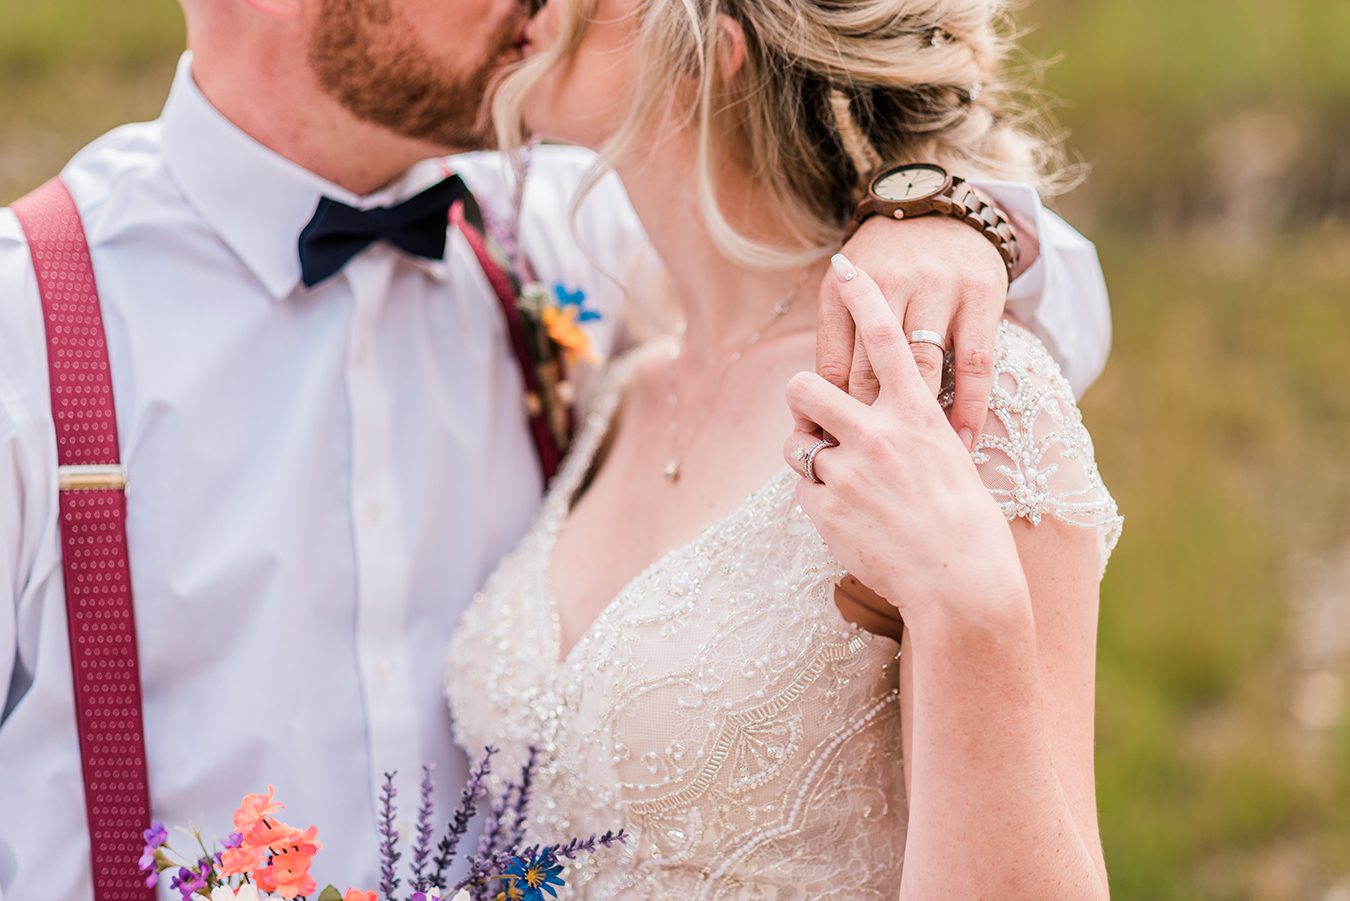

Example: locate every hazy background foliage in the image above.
[2,1,1348,897]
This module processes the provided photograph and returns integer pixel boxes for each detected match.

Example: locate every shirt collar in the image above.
[160,52,452,300]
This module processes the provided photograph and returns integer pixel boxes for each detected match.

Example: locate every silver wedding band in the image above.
[798,437,837,485]
[907,329,946,352]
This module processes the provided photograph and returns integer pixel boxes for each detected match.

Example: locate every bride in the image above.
[447,0,1122,897]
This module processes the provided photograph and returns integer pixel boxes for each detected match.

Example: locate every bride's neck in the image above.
[613,142,823,360]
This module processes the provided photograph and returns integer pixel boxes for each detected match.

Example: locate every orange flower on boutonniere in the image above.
[523,282,603,366]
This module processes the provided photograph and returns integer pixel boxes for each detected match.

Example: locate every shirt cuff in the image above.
[969,179,1112,396]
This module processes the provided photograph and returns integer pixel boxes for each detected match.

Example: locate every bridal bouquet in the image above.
[138,748,625,901]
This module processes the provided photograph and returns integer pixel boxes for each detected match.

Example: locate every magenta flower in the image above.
[138,821,168,887]
[168,857,211,900]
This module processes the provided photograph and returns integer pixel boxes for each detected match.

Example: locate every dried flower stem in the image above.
[377,772,402,899]
[409,765,437,892]
[429,746,497,889]
[506,747,538,850]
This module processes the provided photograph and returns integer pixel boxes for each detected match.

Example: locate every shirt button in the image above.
[366,501,383,524]
[353,342,371,367]
[376,660,394,684]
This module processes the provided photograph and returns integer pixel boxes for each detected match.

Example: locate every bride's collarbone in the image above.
[550,349,809,649]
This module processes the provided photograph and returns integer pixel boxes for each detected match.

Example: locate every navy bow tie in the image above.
[298,175,470,288]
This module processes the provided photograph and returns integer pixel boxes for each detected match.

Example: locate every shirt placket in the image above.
[344,253,419,817]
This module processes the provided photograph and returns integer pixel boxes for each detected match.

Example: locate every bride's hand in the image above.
[785,254,1030,632]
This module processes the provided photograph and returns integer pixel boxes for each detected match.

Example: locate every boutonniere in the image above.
[464,145,608,472]
[519,281,604,367]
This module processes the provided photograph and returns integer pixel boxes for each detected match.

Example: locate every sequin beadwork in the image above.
[446,321,1121,899]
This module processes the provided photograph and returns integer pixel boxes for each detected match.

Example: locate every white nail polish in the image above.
[831,253,857,282]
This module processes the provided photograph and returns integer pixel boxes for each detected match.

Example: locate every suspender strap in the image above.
[451,199,567,484]
[12,178,154,900]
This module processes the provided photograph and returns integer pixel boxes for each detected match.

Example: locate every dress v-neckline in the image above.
[539,466,796,668]
[536,351,797,668]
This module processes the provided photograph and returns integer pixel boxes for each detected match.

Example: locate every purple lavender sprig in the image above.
[475,779,513,862]
[429,746,497,889]
[451,831,628,895]
[543,829,629,862]
[409,764,437,892]
[469,777,517,900]
[378,771,402,899]
[452,849,517,895]
[506,746,538,850]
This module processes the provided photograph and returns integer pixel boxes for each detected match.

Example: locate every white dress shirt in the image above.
[0,53,1109,900]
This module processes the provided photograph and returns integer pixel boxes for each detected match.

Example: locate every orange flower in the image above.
[217,842,266,878]
[541,305,598,365]
[244,817,303,851]
[253,827,321,901]
[232,786,284,834]
[343,891,379,901]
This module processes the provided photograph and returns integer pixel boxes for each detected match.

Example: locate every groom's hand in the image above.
[820,213,1036,449]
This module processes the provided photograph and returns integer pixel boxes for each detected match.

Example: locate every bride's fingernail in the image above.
[960,427,974,451]
[831,253,857,283]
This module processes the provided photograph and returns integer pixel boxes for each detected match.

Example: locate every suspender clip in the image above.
[58,464,128,493]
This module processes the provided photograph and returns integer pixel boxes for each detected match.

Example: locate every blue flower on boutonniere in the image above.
[537,283,603,365]
[552,284,602,322]
[503,848,567,900]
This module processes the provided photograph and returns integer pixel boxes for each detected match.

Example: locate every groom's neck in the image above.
[186,29,449,196]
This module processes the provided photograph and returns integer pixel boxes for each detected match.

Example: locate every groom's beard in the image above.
[309,0,524,151]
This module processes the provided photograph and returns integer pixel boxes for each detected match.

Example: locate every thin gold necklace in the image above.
[663,269,812,483]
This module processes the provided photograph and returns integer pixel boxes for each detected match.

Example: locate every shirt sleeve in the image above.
[451,154,1113,395]
[969,179,1112,398]
[0,209,60,756]
[0,209,67,898]
[0,209,36,729]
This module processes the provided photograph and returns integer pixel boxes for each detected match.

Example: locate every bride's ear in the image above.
[715,14,748,79]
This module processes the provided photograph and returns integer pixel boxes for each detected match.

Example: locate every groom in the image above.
[0,0,1110,897]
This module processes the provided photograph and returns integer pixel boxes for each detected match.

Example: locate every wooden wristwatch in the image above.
[853,163,1020,281]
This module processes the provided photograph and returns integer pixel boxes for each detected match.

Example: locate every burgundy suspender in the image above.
[451,201,566,483]
[12,178,154,900]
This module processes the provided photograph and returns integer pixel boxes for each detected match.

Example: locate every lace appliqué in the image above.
[952,321,1124,575]
[447,352,905,900]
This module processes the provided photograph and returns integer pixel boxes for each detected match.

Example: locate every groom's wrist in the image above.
[852,163,1020,284]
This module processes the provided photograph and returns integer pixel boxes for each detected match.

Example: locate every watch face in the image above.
[873,164,949,203]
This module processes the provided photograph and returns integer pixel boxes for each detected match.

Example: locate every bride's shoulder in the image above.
[990,318,1074,392]
[965,319,1124,574]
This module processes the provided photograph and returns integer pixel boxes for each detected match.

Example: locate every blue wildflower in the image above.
[505,849,566,900]
[552,284,602,322]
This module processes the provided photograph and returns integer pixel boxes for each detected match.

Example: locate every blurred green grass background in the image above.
[2,1,1348,898]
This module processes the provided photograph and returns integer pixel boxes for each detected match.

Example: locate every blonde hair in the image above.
[494,0,1069,269]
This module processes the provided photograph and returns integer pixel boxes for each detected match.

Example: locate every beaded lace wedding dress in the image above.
[446,321,1122,900]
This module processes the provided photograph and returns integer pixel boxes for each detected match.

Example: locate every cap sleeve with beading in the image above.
[956,321,1123,578]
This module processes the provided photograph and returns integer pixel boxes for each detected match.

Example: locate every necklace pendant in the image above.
[663,458,681,483]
